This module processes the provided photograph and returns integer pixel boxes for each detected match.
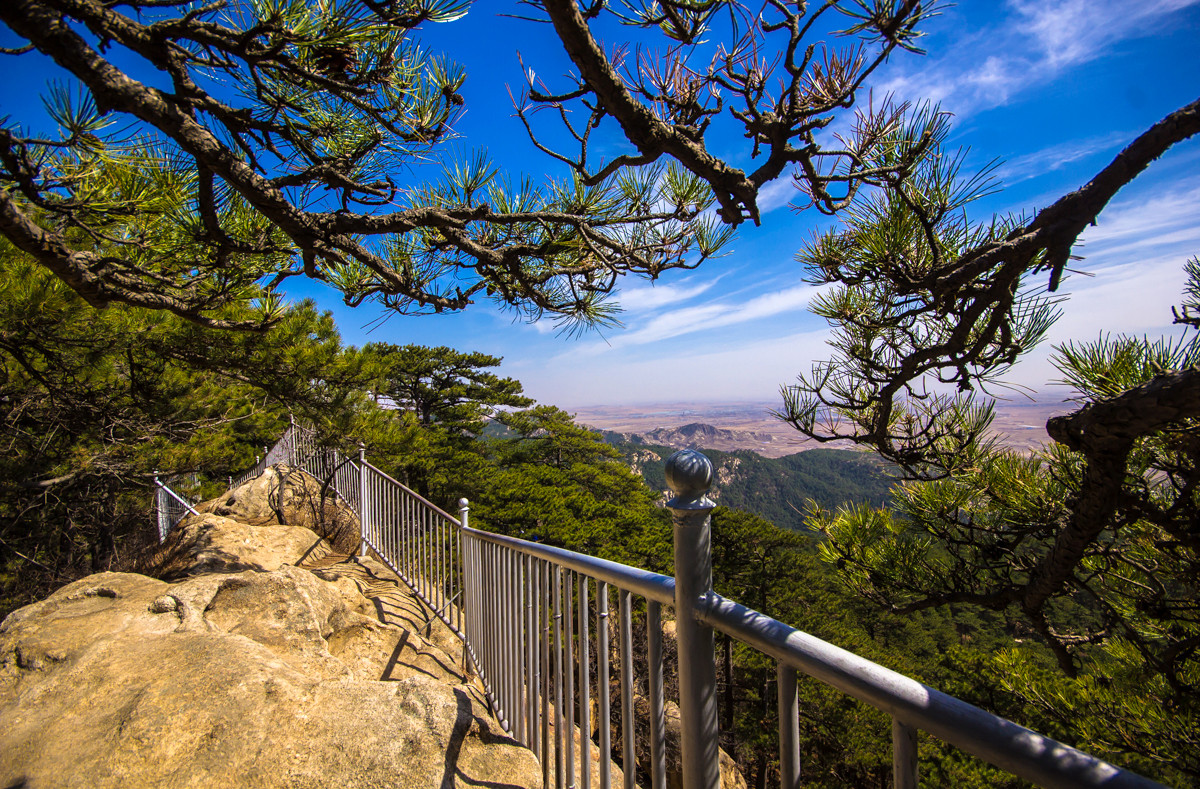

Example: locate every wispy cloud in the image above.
[533,328,834,406]
[879,0,1200,118]
[1006,180,1200,387]
[999,130,1133,184]
[757,178,798,214]
[569,281,826,354]
[523,276,723,336]
[1011,0,1199,68]
[1081,183,1200,255]
[614,278,720,312]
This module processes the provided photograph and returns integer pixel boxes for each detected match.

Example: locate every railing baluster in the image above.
[483,541,492,708]
[357,445,367,557]
[619,590,635,789]
[579,574,591,789]
[512,548,523,742]
[892,719,916,786]
[565,569,576,788]
[497,544,506,729]
[648,600,665,789]
[494,542,503,720]
[554,565,565,789]
[542,560,552,789]
[497,541,507,729]
[527,552,538,750]
[893,719,918,789]
[778,663,801,789]
[456,514,464,636]
[514,550,521,740]
[598,582,611,789]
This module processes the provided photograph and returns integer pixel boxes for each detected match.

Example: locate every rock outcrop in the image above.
[0,468,541,789]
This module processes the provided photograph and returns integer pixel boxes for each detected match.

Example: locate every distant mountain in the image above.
[605,432,896,532]
[604,421,781,454]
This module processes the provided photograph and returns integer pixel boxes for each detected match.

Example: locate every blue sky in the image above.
[313,0,1200,408]
[4,1,1200,409]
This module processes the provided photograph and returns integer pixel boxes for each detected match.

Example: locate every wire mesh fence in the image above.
[151,476,199,543]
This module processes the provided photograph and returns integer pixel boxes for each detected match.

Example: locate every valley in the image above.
[569,396,1072,458]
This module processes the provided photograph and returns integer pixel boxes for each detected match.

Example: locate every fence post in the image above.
[665,449,721,789]
[358,441,368,557]
[287,412,296,466]
[152,473,163,543]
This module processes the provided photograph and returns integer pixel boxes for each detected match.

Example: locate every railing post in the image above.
[779,663,801,789]
[459,498,470,676]
[358,441,368,557]
[152,473,164,543]
[665,449,721,789]
[893,719,919,789]
[287,412,296,466]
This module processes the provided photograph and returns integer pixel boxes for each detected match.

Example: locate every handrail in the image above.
[700,592,1159,789]
[361,459,460,522]
[464,525,676,606]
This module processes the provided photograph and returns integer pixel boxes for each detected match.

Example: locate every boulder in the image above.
[156,512,332,578]
[197,466,359,554]
[0,565,542,787]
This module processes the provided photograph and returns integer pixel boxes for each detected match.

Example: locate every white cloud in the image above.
[570,281,827,354]
[614,278,720,312]
[1082,184,1200,247]
[757,178,798,215]
[999,131,1132,184]
[1003,180,1200,389]
[878,0,1200,118]
[527,328,834,406]
[1011,0,1200,68]
[1009,254,1192,388]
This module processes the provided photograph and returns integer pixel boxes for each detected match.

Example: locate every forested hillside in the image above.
[610,440,894,532]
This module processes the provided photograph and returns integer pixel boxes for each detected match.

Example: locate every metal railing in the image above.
[152,475,199,542]
[213,426,1164,789]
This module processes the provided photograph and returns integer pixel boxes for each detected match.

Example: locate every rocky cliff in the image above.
[0,466,541,789]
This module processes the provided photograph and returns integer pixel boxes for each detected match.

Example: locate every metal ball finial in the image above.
[665,449,714,503]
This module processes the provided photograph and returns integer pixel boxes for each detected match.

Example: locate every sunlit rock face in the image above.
[0,472,541,789]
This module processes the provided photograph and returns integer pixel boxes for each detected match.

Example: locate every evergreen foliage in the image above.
[0,238,372,615]
[782,122,1200,782]
[361,343,532,430]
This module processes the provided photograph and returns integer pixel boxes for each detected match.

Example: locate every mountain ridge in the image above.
[599,427,895,533]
